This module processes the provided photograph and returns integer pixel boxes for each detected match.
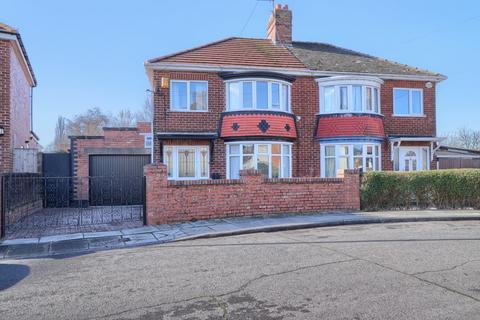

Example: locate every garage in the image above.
[89,154,151,206]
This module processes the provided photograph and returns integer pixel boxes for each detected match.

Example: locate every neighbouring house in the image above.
[0,23,39,173]
[436,146,480,169]
[69,122,152,205]
[144,4,446,181]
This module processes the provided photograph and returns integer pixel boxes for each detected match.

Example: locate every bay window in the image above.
[163,146,209,180]
[321,143,382,177]
[226,79,291,112]
[170,80,208,111]
[227,142,292,179]
[317,76,383,114]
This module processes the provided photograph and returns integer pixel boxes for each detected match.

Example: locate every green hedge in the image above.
[361,169,480,211]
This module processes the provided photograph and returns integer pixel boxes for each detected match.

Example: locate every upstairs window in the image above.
[226,79,291,112]
[320,85,380,114]
[393,88,423,116]
[170,80,208,111]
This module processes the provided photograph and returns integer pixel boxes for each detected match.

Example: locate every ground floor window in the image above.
[227,142,292,179]
[394,147,430,171]
[321,143,381,177]
[163,146,209,180]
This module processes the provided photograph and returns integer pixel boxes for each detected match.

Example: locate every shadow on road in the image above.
[0,264,30,291]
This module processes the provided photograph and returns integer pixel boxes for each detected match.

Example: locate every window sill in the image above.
[317,111,383,116]
[169,109,209,113]
[392,114,426,118]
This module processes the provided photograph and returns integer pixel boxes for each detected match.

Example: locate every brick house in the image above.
[144,4,446,181]
[0,23,38,173]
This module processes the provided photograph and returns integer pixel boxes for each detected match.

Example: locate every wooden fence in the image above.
[13,149,40,173]
[438,158,480,169]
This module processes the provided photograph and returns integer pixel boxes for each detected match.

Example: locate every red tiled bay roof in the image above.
[316,116,385,139]
[148,37,306,69]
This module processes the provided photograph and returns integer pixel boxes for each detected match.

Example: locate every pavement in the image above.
[1,209,480,259]
[1,220,479,319]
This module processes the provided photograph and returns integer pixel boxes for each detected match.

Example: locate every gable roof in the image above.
[289,41,445,79]
[0,22,37,86]
[147,37,445,80]
[147,37,306,70]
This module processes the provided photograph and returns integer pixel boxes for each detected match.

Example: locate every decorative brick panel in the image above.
[144,164,360,224]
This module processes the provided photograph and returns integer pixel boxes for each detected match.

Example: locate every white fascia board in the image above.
[144,62,312,76]
[144,62,447,82]
[0,32,36,86]
[390,137,446,142]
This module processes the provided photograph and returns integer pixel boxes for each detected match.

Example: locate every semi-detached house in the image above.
[144,4,446,180]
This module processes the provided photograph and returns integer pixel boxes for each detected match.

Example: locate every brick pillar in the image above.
[144,163,168,224]
[342,169,361,210]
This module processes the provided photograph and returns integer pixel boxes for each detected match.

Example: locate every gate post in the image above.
[142,176,147,226]
[0,175,5,239]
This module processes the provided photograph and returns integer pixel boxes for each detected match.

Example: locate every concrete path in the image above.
[1,210,480,259]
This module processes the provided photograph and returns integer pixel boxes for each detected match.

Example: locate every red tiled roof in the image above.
[316,116,385,139]
[220,112,297,139]
[148,37,306,69]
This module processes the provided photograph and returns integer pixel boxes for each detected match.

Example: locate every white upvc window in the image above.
[393,88,423,116]
[320,85,380,114]
[163,146,209,180]
[170,80,208,111]
[143,133,153,149]
[226,142,292,179]
[317,76,383,115]
[320,143,382,177]
[226,79,291,112]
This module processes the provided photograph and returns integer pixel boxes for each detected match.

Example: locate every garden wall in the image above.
[144,164,360,225]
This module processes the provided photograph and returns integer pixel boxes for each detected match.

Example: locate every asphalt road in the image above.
[1,221,480,320]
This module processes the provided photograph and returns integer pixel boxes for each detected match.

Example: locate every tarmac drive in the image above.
[1,221,480,319]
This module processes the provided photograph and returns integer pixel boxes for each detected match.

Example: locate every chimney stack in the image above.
[266,4,292,45]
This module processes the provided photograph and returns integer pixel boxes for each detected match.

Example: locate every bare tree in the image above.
[51,116,70,152]
[67,107,109,136]
[110,109,136,127]
[444,127,480,150]
[135,98,153,123]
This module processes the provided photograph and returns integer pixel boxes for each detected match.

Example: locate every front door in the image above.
[398,147,430,172]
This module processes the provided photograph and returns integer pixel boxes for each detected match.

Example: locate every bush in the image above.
[361,169,480,211]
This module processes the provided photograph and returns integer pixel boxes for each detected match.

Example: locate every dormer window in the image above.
[226,79,291,112]
[317,76,383,114]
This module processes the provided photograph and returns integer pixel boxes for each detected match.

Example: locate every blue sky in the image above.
[2,0,479,146]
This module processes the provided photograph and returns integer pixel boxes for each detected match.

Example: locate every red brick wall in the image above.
[72,123,151,179]
[152,70,438,177]
[144,164,360,224]
[10,45,35,149]
[0,40,36,173]
[382,80,436,137]
[0,40,12,172]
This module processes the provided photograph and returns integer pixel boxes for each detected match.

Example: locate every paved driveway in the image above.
[1,221,479,319]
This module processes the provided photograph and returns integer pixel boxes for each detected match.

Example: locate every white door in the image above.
[399,147,431,172]
[399,149,418,171]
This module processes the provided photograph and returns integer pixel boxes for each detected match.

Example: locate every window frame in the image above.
[320,142,382,177]
[170,80,209,112]
[317,76,383,115]
[163,145,210,180]
[392,88,424,117]
[225,78,292,113]
[225,141,293,179]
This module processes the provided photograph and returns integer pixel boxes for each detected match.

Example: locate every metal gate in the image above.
[1,174,146,239]
[89,155,150,206]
